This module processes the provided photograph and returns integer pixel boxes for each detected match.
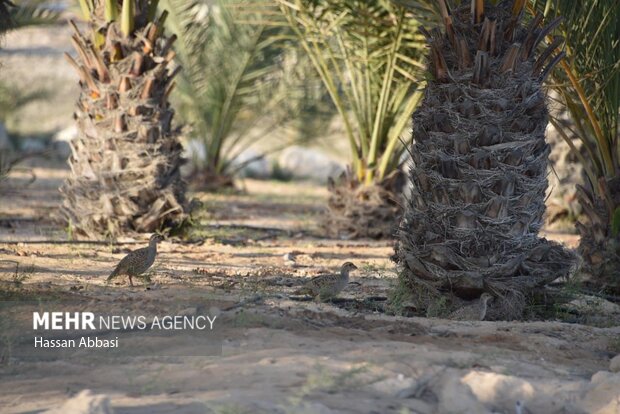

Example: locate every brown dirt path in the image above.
[1,167,617,414]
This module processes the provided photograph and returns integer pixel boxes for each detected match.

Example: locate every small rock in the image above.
[229,148,271,179]
[294,401,334,414]
[177,307,197,317]
[45,389,112,414]
[566,295,620,315]
[580,371,620,413]
[208,306,221,318]
[21,137,47,153]
[278,146,344,183]
[437,372,490,414]
[462,371,536,403]
[183,143,271,178]
[401,398,434,414]
[610,354,620,373]
[371,375,416,397]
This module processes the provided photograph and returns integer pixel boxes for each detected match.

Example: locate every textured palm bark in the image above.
[394,0,576,319]
[60,8,187,239]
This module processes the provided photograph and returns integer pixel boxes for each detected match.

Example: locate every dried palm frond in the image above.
[532,0,620,293]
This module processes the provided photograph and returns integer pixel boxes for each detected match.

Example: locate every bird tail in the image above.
[293,286,313,296]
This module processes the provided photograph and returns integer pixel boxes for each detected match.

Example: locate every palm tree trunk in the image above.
[394,0,576,319]
[60,1,188,239]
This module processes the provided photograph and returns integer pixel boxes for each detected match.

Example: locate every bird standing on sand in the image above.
[107,234,163,286]
[449,292,494,321]
[294,262,357,300]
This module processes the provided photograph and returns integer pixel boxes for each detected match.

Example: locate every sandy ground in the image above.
[1,164,619,414]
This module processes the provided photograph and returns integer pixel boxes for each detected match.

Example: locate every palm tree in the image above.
[9,0,60,28]
[1,0,58,185]
[534,0,620,294]
[163,0,304,190]
[1,0,62,34]
[60,0,188,239]
[1,1,59,124]
[272,0,429,238]
[394,0,576,319]
[0,1,11,33]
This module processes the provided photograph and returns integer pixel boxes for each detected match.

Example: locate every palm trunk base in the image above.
[188,168,236,192]
[576,178,620,294]
[391,0,578,320]
[60,124,188,240]
[578,252,620,296]
[61,183,186,240]
[323,170,405,239]
[395,235,577,320]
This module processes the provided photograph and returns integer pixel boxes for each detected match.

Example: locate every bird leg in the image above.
[128,275,134,287]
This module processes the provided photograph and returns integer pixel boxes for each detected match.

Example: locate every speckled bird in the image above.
[107,234,163,286]
[294,262,357,300]
[449,293,494,321]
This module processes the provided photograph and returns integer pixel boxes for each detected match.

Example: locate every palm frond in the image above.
[533,0,620,215]
[269,0,429,183]
[164,0,304,176]
[10,0,60,29]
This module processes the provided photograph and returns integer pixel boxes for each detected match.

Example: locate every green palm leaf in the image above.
[269,0,429,184]
[164,0,304,177]
[10,0,60,29]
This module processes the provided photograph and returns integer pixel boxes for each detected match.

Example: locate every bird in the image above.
[449,292,494,321]
[107,234,163,286]
[294,262,357,300]
[282,252,297,267]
